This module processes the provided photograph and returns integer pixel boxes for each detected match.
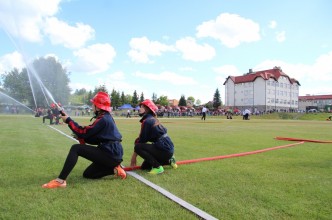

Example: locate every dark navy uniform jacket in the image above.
[65,112,123,160]
[136,113,174,154]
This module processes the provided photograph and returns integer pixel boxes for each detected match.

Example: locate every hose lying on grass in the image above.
[123,141,305,171]
[275,136,332,143]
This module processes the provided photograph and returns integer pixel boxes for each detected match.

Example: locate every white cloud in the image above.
[0,51,25,73]
[254,51,332,95]
[71,43,116,74]
[128,37,176,63]
[133,71,197,85]
[175,37,216,61]
[276,31,286,42]
[98,77,143,96]
[196,13,261,48]
[213,65,242,86]
[106,71,126,81]
[0,0,93,49]
[269,20,277,29]
[213,65,241,76]
[69,82,94,94]
[0,0,61,42]
[179,67,196,72]
[44,17,95,49]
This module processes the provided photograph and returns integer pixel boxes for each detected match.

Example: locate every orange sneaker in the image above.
[114,165,126,179]
[42,179,67,189]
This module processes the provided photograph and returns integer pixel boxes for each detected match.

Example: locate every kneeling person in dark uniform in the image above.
[130,99,178,174]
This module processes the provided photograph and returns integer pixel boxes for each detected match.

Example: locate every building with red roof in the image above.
[223,66,300,112]
[298,94,332,112]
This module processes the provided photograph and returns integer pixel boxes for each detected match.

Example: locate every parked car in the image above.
[307,109,318,113]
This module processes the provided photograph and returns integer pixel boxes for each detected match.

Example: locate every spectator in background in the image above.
[243,109,251,120]
[201,106,208,121]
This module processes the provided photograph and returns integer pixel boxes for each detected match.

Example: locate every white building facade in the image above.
[223,67,300,112]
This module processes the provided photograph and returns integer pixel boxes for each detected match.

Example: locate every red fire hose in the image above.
[275,136,332,143]
[123,141,305,171]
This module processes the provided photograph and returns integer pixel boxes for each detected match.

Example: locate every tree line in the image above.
[0,56,222,109]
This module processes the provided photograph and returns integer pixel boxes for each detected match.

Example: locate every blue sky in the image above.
[0,0,332,104]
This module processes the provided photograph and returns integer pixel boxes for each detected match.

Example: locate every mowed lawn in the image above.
[0,114,331,219]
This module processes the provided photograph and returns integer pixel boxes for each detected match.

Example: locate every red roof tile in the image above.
[299,95,332,101]
[223,67,300,85]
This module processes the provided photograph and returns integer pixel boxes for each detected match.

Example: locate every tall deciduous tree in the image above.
[2,56,71,107]
[32,56,71,106]
[2,68,32,104]
[157,95,169,106]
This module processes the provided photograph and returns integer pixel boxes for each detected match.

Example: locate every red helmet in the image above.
[90,92,111,112]
[50,103,55,108]
[140,99,158,115]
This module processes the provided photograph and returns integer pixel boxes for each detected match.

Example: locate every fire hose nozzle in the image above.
[55,103,66,116]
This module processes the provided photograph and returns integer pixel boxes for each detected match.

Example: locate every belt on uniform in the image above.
[100,140,121,145]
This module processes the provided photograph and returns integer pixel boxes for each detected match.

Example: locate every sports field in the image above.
[0,114,331,219]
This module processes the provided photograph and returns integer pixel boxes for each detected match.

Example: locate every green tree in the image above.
[2,68,32,105]
[125,94,132,104]
[86,90,93,105]
[94,84,108,94]
[74,88,87,95]
[31,56,71,106]
[179,95,187,106]
[213,88,222,109]
[139,92,144,103]
[131,90,139,106]
[110,89,121,108]
[120,91,126,106]
[157,95,169,106]
[187,96,195,103]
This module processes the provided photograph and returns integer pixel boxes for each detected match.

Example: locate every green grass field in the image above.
[0,114,331,219]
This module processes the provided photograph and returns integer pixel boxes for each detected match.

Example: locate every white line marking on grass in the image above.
[127,171,218,220]
[48,125,78,142]
[47,125,218,220]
